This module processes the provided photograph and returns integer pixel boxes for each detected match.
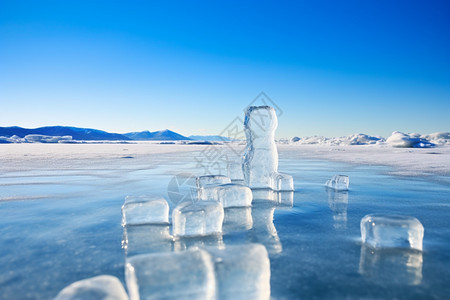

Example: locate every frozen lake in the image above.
[0,144,449,299]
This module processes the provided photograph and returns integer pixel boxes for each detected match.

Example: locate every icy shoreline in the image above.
[1,143,449,178]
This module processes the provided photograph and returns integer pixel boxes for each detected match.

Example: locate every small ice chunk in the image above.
[227,162,245,183]
[54,275,128,300]
[214,183,253,208]
[243,106,279,189]
[196,175,231,189]
[172,201,224,237]
[197,175,232,200]
[272,172,294,191]
[125,249,215,300]
[205,244,271,300]
[123,224,172,256]
[360,214,424,251]
[325,175,349,191]
[122,195,169,226]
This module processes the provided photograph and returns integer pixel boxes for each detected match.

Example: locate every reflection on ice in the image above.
[250,201,282,254]
[206,244,271,300]
[173,234,224,252]
[277,191,294,208]
[122,224,172,257]
[327,189,348,229]
[223,207,253,233]
[359,245,423,286]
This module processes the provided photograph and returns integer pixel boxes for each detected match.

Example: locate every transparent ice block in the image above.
[172,200,224,237]
[54,275,128,300]
[125,249,215,300]
[325,175,349,191]
[272,172,294,191]
[243,106,279,189]
[360,214,424,251]
[121,195,169,226]
[214,183,253,208]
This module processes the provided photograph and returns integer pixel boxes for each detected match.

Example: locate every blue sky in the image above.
[1,0,449,138]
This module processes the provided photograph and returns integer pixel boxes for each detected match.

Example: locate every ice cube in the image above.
[125,249,215,300]
[205,244,271,300]
[122,195,169,226]
[172,200,224,237]
[196,175,231,189]
[197,175,231,200]
[54,275,128,300]
[122,224,172,256]
[251,189,277,203]
[243,106,279,189]
[227,161,245,183]
[325,175,349,191]
[272,172,294,191]
[360,214,424,251]
[359,245,423,285]
[214,183,253,208]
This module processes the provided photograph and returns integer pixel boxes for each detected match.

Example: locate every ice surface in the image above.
[359,245,423,286]
[123,224,172,256]
[125,249,215,300]
[325,175,349,191]
[54,275,128,300]
[272,172,294,191]
[243,106,279,189]
[121,195,169,226]
[205,244,271,300]
[361,214,424,251]
[172,200,224,237]
[214,183,253,208]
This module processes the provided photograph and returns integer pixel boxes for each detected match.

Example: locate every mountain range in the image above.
[0,126,230,142]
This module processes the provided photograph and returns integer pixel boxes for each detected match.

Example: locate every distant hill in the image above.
[123,129,190,140]
[0,126,191,142]
[188,135,233,142]
[0,126,130,141]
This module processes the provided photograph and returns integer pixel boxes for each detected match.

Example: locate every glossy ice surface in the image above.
[0,144,449,299]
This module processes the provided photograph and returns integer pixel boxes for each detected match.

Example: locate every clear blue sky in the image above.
[1,0,449,138]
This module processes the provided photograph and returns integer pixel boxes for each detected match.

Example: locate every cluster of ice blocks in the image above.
[125,244,270,300]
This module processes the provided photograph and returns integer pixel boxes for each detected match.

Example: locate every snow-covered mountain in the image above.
[124,129,190,140]
[0,126,190,142]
